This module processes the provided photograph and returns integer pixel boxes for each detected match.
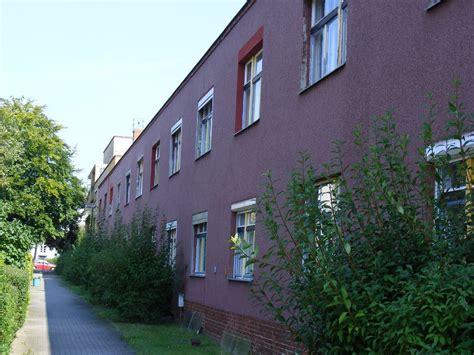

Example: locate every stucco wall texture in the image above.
[98,0,474,320]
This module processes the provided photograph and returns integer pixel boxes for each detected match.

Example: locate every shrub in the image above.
[57,208,176,323]
[0,259,30,353]
[233,83,474,352]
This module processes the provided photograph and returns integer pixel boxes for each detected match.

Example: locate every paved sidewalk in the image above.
[11,272,133,355]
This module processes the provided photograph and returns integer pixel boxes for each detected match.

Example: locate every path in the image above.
[11,272,133,355]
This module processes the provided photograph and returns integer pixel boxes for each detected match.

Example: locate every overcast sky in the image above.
[0,0,245,184]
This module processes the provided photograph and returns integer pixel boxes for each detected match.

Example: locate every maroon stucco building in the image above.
[96,0,474,352]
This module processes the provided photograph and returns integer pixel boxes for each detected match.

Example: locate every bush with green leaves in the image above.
[233,83,473,352]
[0,201,34,270]
[0,259,30,353]
[57,208,176,323]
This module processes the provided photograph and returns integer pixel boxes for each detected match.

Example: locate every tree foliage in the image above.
[234,83,474,352]
[0,97,85,264]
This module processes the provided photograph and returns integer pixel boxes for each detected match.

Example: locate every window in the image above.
[317,180,339,213]
[234,27,263,133]
[136,158,144,197]
[125,172,131,205]
[309,0,347,84]
[192,212,208,275]
[196,89,213,158]
[166,221,177,265]
[151,142,160,188]
[233,210,256,279]
[427,132,474,231]
[116,183,121,209]
[437,160,469,215]
[103,193,107,216]
[108,187,113,216]
[242,51,263,129]
[170,120,182,176]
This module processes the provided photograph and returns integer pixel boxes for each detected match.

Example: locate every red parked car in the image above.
[34,260,56,271]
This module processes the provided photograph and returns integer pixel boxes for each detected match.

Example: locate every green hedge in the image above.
[0,260,30,353]
[57,209,176,323]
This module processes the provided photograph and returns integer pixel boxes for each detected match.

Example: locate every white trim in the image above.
[125,169,131,177]
[171,118,183,134]
[136,154,144,162]
[198,87,214,109]
[231,198,257,212]
[192,211,208,225]
[166,220,177,230]
[426,131,474,161]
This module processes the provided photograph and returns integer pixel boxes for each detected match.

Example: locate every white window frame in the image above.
[192,212,208,275]
[136,157,144,197]
[169,119,182,176]
[231,198,257,280]
[242,51,263,129]
[196,88,214,158]
[309,0,347,84]
[166,220,178,266]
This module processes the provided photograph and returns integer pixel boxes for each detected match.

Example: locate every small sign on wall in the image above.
[178,293,184,308]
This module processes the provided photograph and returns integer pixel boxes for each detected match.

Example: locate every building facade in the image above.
[86,135,135,229]
[96,0,474,352]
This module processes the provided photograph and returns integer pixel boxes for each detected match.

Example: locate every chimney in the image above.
[133,128,143,141]
[132,118,144,141]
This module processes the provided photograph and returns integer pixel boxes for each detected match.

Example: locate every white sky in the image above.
[0,0,245,184]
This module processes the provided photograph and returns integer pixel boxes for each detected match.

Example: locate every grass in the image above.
[113,323,220,355]
[61,280,220,355]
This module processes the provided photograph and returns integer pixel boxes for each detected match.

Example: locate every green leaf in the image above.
[344,242,351,255]
[339,312,348,324]
[396,204,404,214]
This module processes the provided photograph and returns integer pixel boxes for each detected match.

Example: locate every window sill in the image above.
[135,194,142,200]
[190,273,205,278]
[169,170,180,179]
[124,202,130,207]
[195,149,211,161]
[228,277,253,283]
[426,0,442,11]
[234,118,260,137]
[299,63,346,96]
[150,183,158,191]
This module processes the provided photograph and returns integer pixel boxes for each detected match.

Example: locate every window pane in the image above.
[255,54,263,75]
[310,29,324,82]
[242,86,251,128]
[237,213,246,227]
[313,0,338,23]
[325,16,339,75]
[441,161,466,191]
[244,61,252,83]
[252,78,262,123]
[249,211,256,225]
[324,0,338,15]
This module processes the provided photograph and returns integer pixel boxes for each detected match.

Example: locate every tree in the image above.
[0,97,85,264]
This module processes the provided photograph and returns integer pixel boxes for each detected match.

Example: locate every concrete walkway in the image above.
[11,272,133,355]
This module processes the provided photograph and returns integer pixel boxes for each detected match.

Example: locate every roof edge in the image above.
[97,0,255,190]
